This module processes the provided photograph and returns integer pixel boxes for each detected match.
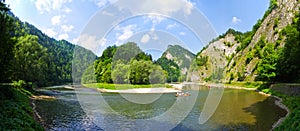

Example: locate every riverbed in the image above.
[34,85,286,130]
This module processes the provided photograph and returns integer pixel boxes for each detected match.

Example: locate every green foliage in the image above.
[92,42,166,85]
[0,85,43,130]
[256,44,279,81]
[111,62,130,84]
[12,35,48,86]
[155,57,180,83]
[209,28,242,43]
[0,4,16,82]
[226,81,264,88]
[12,80,26,88]
[237,72,245,81]
[262,88,271,94]
[229,73,234,83]
[276,13,300,82]
[273,17,279,29]
[269,85,300,130]
[84,83,167,90]
[246,52,253,64]
[196,55,208,67]
[129,60,165,84]
[81,64,96,84]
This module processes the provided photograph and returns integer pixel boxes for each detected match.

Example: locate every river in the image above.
[34,85,286,130]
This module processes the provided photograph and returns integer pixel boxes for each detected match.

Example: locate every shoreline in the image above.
[216,83,289,129]
[97,87,181,93]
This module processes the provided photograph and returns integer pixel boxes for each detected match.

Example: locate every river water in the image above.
[34,85,286,130]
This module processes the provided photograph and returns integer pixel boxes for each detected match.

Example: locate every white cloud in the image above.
[102,10,114,16]
[146,15,165,31]
[166,23,177,30]
[58,33,69,40]
[116,24,136,42]
[179,32,186,36]
[35,0,72,14]
[184,1,193,15]
[61,25,74,32]
[141,34,150,43]
[116,0,194,16]
[232,16,241,24]
[43,28,57,37]
[51,15,62,25]
[64,7,72,14]
[96,0,117,8]
[77,34,102,53]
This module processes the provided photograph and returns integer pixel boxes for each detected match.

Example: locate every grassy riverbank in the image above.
[0,85,43,130]
[83,83,172,90]
[268,84,300,130]
[225,81,265,89]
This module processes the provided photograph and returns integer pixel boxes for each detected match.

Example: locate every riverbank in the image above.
[225,82,300,130]
[0,85,43,130]
[268,84,300,130]
[83,83,172,90]
[97,87,181,93]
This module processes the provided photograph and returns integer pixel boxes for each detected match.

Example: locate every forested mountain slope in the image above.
[156,45,195,82]
[0,10,96,86]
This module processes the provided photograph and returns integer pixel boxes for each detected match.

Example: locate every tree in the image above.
[12,35,48,86]
[276,13,300,82]
[111,62,130,84]
[256,44,279,81]
[0,1,15,82]
[155,57,180,83]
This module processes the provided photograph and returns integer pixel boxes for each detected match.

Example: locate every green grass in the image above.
[83,83,171,90]
[225,81,264,88]
[270,88,300,130]
[0,85,43,130]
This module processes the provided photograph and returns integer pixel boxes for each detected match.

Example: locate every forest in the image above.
[0,1,95,87]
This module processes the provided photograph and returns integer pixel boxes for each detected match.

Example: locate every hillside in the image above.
[189,0,300,83]
[0,11,96,86]
[156,45,195,82]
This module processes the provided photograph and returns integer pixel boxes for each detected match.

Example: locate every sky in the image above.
[7,0,269,59]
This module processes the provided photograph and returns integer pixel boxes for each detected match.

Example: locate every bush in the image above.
[12,80,26,88]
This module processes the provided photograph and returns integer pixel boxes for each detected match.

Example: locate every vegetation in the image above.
[0,85,43,130]
[83,42,166,85]
[0,1,94,129]
[155,57,180,83]
[0,2,96,86]
[225,81,264,88]
[84,83,169,90]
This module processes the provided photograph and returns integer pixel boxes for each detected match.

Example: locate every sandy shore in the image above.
[97,88,181,93]
[31,95,56,100]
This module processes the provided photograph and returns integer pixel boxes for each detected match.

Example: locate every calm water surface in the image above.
[34,85,286,130]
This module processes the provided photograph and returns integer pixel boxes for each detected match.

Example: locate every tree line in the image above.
[0,1,96,87]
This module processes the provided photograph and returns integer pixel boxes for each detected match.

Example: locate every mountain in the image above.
[156,45,195,82]
[189,0,300,83]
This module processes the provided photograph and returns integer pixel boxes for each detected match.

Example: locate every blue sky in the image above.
[7,0,269,58]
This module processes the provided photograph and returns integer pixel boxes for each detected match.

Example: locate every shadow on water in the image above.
[210,90,287,130]
[241,96,287,130]
[34,90,103,130]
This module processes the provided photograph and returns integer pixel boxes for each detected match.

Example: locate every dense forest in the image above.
[82,42,166,84]
[0,1,96,87]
